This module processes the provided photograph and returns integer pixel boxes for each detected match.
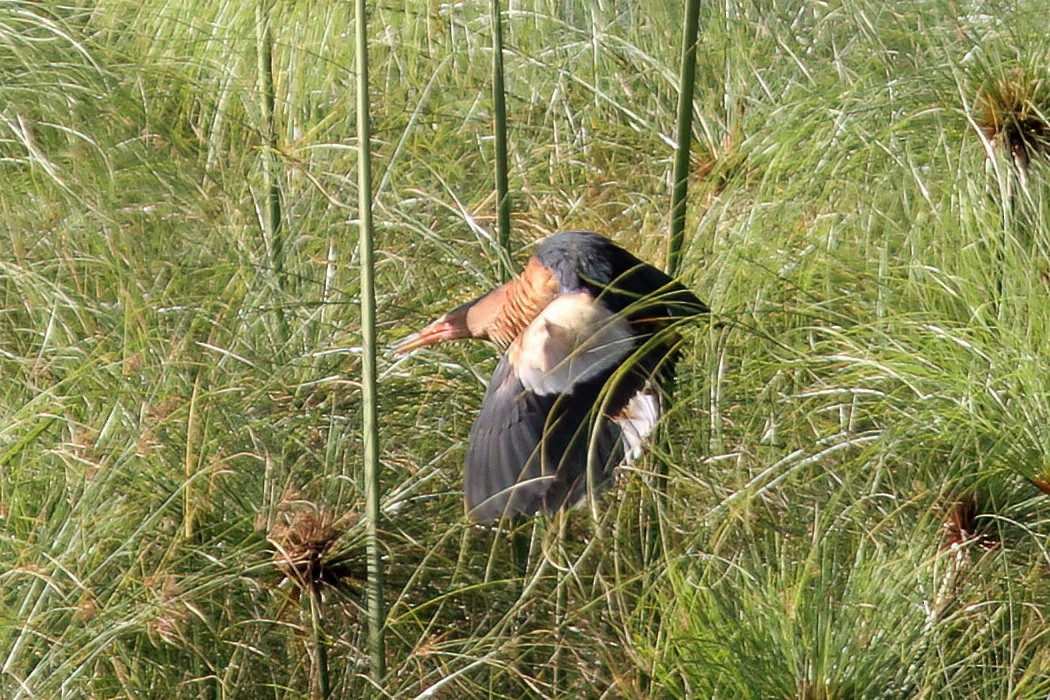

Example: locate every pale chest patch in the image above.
[509,293,635,396]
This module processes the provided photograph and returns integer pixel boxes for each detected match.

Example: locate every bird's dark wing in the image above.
[464,293,635,521]
[603,250,709,325]
[464,355,625,521]
[598,246,707,396]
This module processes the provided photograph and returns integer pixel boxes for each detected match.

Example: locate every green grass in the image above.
[2,0,1050,697]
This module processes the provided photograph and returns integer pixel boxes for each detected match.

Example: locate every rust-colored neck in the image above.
[472,258,559,350]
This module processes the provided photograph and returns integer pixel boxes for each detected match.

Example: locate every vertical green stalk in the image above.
[492,0,530,626]
[666,0,701,278]
[648,0,703,575]
[256,0,289,351]
[355,0,386,681]
[309,584,331,699]
[256,1,285,287]
[183,368,203,541]
[491,0,512,281]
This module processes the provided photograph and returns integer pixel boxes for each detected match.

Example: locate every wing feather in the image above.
[464,353,626,522]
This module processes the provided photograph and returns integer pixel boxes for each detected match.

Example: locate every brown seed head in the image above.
[976,67,1050,169]
[268,497,360,596]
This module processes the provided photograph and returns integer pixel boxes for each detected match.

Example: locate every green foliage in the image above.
[2,0,1049,697]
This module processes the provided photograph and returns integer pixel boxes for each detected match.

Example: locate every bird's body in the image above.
[394,231,707,522]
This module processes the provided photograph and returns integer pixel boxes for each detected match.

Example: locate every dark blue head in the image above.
[533,231,619,293]
[533,230,707,319]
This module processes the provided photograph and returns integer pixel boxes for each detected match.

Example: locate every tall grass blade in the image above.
[309,584,331,699]
[355,0,387,681]
[666,0,701,278]
[256,0,287,340]
[491,0,512,281]
[182,368,203,541]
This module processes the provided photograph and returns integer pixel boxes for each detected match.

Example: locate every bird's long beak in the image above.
[390,314,463,355]
[390,298,482,355]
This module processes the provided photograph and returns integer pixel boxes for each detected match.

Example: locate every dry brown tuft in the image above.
[268,493,362,598]
[976,67,1050,172]
[943,494,1000,550]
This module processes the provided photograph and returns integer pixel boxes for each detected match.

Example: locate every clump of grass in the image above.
[268,494,363,599]
[144,574,189,647]
[976,66,1050,172]
[269,494,365,699]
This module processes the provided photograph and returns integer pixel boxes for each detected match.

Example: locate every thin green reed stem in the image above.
[667,0,701,278]
[309,584,331,699]
[491,2,530,615]
[256,1,285,288]
[648,0,702,573]
[256,0,289,350]
[356,0,386,681]
[491,0,512,281]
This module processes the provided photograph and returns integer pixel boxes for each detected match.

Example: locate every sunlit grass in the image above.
[1,0,1049,696]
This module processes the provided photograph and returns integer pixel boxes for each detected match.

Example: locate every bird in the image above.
[393,231,708,522]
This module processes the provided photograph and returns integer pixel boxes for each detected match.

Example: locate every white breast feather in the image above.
[512,293,634,396]
[616,390,662,462]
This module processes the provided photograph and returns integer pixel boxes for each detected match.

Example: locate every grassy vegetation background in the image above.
[2,0,1049,697]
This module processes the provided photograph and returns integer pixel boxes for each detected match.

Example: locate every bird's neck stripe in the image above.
[490,260,558,348]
